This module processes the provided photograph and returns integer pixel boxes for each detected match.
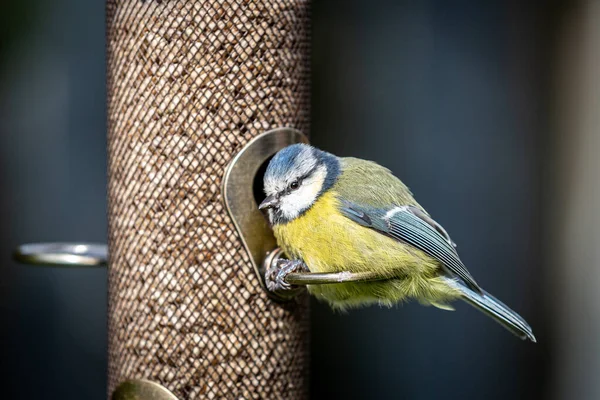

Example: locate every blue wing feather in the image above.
[339,201,482,293]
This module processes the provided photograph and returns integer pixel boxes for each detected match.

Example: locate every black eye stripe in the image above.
[294,172,311,183]
[280,171,313,196]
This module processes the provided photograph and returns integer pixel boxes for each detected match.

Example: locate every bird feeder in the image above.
[104,0,311,398]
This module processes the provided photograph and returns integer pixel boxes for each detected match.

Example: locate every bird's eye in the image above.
[289,180,300,190]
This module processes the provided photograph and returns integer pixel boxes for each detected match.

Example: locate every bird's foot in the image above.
[266,258,309,292]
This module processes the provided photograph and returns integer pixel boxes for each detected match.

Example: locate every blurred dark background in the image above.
[1,0,597,399]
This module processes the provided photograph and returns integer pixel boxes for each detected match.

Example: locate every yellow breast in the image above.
[273,190,439,277]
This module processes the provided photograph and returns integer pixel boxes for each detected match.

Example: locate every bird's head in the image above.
[260,144,340,224]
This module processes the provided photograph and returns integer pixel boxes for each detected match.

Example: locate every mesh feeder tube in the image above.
[106,1,310,399]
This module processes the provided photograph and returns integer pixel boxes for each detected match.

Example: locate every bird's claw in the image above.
[266,258,309,292]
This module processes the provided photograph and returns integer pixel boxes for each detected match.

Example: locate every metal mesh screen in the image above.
[106,1,310,398]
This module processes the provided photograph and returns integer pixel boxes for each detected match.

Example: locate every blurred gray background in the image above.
[1,0,597,399]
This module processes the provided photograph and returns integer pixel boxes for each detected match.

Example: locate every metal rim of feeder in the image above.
[221,127,309,300]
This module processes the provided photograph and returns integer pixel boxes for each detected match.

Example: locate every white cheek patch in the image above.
[279,165,327,220]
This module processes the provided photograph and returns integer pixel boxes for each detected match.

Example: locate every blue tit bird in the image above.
[259,143,535,342]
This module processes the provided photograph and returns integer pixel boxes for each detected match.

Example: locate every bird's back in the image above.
[335,157,422,209]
